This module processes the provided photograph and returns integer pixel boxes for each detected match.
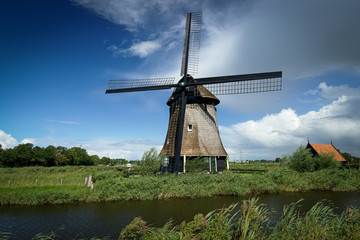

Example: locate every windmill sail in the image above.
[203,77,282,95]
[106,77,175,94]
[193,71,282,96]
[181,12,202,76]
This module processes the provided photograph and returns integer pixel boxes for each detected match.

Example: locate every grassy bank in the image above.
[1,165,360,205]
[0,165,122,187]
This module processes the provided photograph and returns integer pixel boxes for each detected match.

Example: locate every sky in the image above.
[1,0,359,161]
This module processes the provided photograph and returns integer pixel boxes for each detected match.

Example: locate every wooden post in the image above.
[35,179,38,186]
[85,177,88,186]
[60,178,63,186]
[183,155,186,173]
[87,175,92,187]
[8,180,11,187]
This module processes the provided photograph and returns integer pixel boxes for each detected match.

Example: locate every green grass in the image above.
[0,185,94,205]
[229,161,281,171]
[0,165,123,187]
[1,164,360,205]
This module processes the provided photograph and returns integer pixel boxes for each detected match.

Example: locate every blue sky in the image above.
[1,0,359,160]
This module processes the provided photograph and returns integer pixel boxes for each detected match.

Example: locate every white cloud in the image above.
[21,138,36,145]
[0,130,18,149]
[83,138,163,160]
[220,83,360,160]
[71,0,192,29]
[0,130,36,149]
[108,41,163,58]
[128,40,162,58]
[106,18,185,59]
[45,119,80,125]
[316,82,360,100]
[74,0,360,88]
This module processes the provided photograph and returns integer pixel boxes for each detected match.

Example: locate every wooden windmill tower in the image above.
[106,12,282,173]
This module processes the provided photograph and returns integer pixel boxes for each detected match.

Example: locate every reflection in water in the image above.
[1,192,359,239]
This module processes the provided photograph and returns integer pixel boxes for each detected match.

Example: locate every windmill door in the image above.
[209,156,217,173]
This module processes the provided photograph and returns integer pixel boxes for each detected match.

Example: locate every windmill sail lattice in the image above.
[106,77,175,94]
[105,11,283,173]
[181,11,202,76]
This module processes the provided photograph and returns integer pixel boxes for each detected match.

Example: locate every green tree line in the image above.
[0,143,124,167]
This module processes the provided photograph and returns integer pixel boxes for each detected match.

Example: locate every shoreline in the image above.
[1,166,359,206]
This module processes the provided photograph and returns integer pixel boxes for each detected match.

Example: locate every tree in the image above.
[100,156,111,165]
[118,158,128,165]
[90,155,100,165]
[0,144,3,167]
[55,152,69,166]
[285,146,315,172]
[44,145,57,166]
[13,143,34,167]
[1,148,16,167]
[32,146,46,166]
[56,146,67,154]
[64,147,93,166]
[139,148,164,175]
[341,152,353,163]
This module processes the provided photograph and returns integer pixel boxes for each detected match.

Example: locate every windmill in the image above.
[106,12,282,173]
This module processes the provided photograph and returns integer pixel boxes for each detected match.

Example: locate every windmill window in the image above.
[188,125,193,132]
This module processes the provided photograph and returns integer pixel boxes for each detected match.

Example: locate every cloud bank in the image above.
[220,83,360,160]
[0,130,34,149]
[72,0,360,80]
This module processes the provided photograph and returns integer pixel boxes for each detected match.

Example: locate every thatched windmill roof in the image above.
[166,76,220,106]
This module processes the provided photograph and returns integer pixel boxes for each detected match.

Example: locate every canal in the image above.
[1,191,360,239]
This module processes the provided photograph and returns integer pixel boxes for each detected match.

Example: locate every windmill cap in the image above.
[167,75,220,106]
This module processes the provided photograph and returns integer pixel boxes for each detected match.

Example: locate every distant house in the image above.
[306,142,347,164]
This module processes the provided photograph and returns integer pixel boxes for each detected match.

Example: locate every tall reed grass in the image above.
[118,198,360,239]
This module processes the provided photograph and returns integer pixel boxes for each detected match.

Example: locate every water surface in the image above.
[1,191,359,239]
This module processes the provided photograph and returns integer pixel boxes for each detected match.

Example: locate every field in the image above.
[1,162,360,206]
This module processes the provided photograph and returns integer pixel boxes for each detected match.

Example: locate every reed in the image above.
[117,198,360,239]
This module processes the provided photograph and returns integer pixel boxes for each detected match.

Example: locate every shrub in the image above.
[314,153,340,170]
[119,217,148,239]
[138,148,164,175]
[285,146,315,172]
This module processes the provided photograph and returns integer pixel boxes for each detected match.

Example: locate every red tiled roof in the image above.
[310,144,347,162]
